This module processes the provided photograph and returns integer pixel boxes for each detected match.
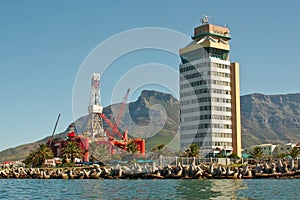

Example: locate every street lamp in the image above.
[224,145,228,166]
[223,145,227,157]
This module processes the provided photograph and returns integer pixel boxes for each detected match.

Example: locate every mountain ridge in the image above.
[1,90,300,162]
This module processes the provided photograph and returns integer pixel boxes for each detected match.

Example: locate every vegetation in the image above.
[228,153,240,159]
[23,144,53,167]
[150,144,175,159]
[249,146,264,158]
[276,153,287,158]
[61,141,82,163]
[150,144,166,159]
[151,143,165,151]
[215,153,239,159]
[288,146,299,158]
[126,141,138,154]
[151,144,166,152]
[184,144,200,157]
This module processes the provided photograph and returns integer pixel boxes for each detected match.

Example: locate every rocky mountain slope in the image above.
[241,93,300,147]
[1,91,300,162]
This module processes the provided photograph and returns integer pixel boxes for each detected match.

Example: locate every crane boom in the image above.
[115,88,130,126]
[104,129,114,140]
[48,114,61,147]
[99,113,124,140]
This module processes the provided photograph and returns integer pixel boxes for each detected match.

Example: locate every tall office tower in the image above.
[179,17,241,157]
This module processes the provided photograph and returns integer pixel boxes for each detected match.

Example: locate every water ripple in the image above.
[1,179,300,199]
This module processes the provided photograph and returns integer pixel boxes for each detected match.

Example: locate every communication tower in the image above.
[88,73,105,138]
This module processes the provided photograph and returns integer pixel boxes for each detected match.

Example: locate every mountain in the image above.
[241,93,300,147]
[1,91,300,162]
[0,90,179,162]
[127,90,179,150]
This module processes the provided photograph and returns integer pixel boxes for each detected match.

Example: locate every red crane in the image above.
[99,113,125,140]
[115,88,130,128]
[99,88,145,157]
[99,88,130,141]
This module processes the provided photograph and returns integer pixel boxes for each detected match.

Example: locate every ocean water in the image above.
[0,179,299,200]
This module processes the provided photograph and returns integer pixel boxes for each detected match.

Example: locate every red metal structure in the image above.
[47,123,90,162]
[99,88,145,157]
[114,88,130,129]
[100,113,125,141]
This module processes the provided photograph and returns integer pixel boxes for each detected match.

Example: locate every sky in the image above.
[1,0,300,151]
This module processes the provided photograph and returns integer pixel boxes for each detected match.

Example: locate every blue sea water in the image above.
[0,179,299,200]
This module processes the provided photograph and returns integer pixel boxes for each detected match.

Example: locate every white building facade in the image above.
[179,19,241,156]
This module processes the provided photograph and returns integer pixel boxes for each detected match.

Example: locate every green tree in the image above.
[123,141,139,161]
[277,153,287,158]
[151,144,166,159]
[249,146,264,159]
[184,144,200,157]
[151,144,166,152]
[23,144,53,167]
[151,144,174,159]
[228,153,240,159]
[288,146,299,158]
[23,151,38,167]
[61,141,82,163]
[126,141,138,154]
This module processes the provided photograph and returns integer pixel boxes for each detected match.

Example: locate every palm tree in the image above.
[184,144,200,157]
[151,144,165,159]
[249,146,264,159]
[24,151,38,167]
[151,144,174,159]
[288,146,299,158]
[23,144,53,167]
[61,141,82,163]
[126,141,138,154]
[151,144,165,151]
[124,141,139,161]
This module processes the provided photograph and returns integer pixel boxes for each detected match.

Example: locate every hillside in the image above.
[72,90,180,151]
[0,90,179,162]
[2,91,300,162]
[241,93,300,147]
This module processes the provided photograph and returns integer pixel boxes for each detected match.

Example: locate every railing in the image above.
[152,156,239,167]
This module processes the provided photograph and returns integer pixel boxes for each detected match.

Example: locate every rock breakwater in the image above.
[1,159,300,179]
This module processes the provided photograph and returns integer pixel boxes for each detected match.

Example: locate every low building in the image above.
[243,144,276,157]
[244,143,295,158]
[274,143,295,157]
[258,144,277,157]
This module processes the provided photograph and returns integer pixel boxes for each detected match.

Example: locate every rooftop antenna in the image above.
[201,15,210,25]
[201,15,217,25]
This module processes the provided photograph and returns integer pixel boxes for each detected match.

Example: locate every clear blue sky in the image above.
[1,0,300,151]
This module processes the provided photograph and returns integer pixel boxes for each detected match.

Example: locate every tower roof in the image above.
[192,23,231,41]
[179,19,231,55]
